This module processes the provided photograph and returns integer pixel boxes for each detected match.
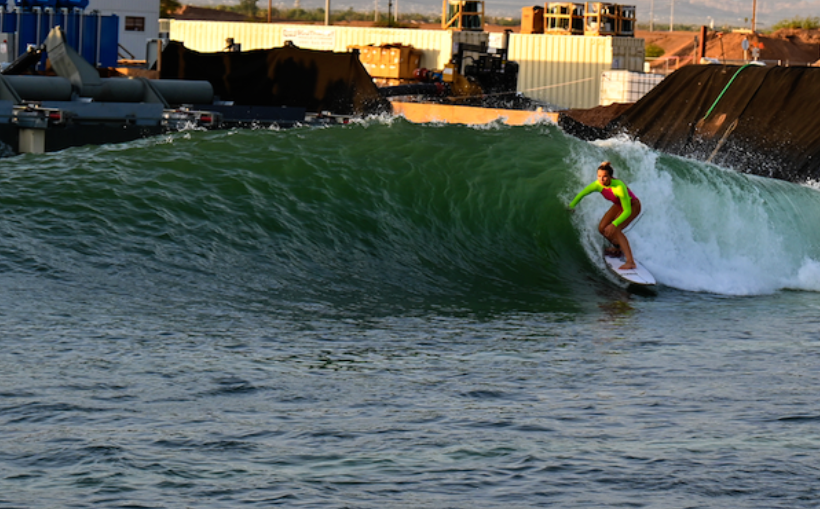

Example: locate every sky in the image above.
[184,0,818,27]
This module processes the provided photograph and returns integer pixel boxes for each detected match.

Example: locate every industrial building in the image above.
[165,17,645,110]
[0,0,657,155]
[0,0,158,64]
[88,0,159,61]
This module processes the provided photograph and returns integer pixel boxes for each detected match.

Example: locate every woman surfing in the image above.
[568,161,642,270]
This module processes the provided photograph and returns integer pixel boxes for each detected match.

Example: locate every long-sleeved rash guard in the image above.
[569,178,637,227]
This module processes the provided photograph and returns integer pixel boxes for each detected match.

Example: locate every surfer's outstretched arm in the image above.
[568,181,602,209]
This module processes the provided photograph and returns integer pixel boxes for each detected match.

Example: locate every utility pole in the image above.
[649,0,654,31]
[669,0,674,32]
[325,0,330,24]
[751,0,757,32]
[268,0,272,22]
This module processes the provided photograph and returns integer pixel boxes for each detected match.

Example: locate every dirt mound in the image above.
[563,65,820,183]
[641,29,820,70]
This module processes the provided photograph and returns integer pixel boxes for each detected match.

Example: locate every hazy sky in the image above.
[183,0,816,27]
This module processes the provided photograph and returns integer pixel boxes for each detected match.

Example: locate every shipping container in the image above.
[509,33,644,108]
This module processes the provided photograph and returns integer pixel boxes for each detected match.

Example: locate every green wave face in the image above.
[1,119,820,316]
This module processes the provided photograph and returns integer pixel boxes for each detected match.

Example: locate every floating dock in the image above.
[391,101,559,126]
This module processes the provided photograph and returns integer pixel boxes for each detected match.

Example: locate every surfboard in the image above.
[603,251,656,286]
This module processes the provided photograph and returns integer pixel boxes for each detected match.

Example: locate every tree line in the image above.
[160,0,517,25]
[160,1,814,32]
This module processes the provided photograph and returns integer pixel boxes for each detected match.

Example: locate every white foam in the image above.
[568,136,820,295]
[789,258,820,292]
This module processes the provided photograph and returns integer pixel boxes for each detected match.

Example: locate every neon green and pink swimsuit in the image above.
[569,178,637,227]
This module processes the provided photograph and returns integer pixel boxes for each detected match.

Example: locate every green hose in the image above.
[701,63,756,122]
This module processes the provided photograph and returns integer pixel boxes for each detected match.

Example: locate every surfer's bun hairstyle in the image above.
[598,161,614,176]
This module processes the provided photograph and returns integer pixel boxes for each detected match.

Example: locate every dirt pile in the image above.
[559,64,820,183]
[641,29,820,69]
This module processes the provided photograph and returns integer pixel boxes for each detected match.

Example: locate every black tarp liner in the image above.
[560,65,820,183]
[160,41,390,116]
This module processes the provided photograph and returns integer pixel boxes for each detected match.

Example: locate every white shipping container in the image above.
[599,70,664,106]
[509,34,644,109]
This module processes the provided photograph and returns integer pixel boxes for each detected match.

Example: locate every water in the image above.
[1,119,820,508]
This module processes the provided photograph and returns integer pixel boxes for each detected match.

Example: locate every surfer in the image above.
[568,161,642,270]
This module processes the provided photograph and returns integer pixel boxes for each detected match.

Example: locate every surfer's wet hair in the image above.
[598,161,614,176]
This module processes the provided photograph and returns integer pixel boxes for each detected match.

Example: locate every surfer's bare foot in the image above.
[619,261,636,270]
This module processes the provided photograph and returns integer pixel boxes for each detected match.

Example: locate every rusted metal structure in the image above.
[521,6,545,34]
[544,3,585,35]
[441,0,485,31]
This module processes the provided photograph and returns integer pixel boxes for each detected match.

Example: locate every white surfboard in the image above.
[603,252,656,286]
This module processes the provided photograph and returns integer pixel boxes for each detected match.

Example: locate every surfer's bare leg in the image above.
[598,205,621,236]
[618,199,641,230]
[614,199,639,269]
[600,200,640,269]
[611,228,636,270]
[603,223,635,269]
[599,205,622,255]
[600,199,641,234]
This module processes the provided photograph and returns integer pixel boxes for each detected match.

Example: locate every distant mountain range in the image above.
[184,0,813,29]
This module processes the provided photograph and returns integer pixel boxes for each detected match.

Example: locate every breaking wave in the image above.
[1,118,819,315]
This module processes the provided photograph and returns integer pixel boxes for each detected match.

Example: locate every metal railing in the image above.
[645,56,818,75]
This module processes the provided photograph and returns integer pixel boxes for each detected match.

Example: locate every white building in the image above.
[88,0,159,61]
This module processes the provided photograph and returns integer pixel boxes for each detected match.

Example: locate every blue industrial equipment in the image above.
[0,6,16,34]
[56,0,89,9]
[2,1,119,69]
[15,0,58,9]
[12,0,90,9]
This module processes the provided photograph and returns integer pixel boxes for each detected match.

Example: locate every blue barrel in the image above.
[0,11,16,33]
[17,11,38,49]
[79,11,96,64]
[98,13,118,67]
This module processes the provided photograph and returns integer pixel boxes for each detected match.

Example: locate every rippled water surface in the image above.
[1,122,820,508]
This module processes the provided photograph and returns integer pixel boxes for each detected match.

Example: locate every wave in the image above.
[577,135,820,295]
[0,119,819,313]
